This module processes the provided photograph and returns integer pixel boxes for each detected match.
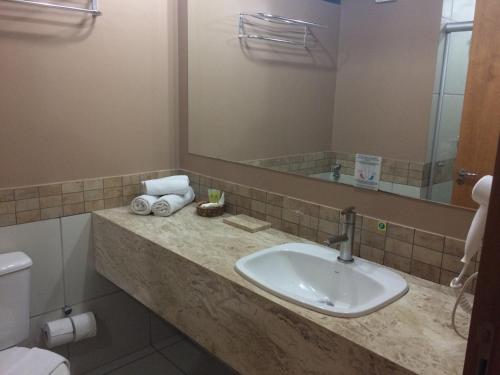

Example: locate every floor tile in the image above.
[108,353,182,375]
[160,339,237,375]
[83,347,155,375]
[152,334,184,351]
[150,312,181,350]
[68,292,150,374]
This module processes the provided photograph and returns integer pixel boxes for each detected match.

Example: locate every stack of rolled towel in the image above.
[130,175,195,217]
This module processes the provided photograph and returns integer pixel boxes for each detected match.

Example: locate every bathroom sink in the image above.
[235,243,408,317]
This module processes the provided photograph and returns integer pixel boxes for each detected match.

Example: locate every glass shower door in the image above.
[428,29,473,203]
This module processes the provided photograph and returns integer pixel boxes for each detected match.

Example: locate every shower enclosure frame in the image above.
[427,21,474,200]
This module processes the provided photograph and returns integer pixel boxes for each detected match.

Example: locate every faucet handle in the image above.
[341,206,356,215]
[324,233,348,247]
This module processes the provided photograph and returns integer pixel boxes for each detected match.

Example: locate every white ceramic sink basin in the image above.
[235,243,408,317]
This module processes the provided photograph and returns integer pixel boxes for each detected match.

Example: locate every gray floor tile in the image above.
[108,353,183,375]
[152,334,185,351]
[150,312,181,349]
[83,347,155,375]
[160,339,237,375]
[68,292,151,374]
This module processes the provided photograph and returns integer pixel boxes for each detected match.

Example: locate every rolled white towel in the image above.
[141,175,190,196]
[152,187,195,217]
[130,195,159,215]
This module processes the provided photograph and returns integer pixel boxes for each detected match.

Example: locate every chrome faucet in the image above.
[324,206,356,264]
[331,163,341,180]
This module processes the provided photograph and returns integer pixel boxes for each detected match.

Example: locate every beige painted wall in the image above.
[0,0,179,188]
[331,0,443,162]
[179,0,474,239]
[0,0,475,239]
[187,0,340,161]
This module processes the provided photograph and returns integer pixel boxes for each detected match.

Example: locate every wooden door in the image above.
[451,0,500,208]
[463,135,500,374]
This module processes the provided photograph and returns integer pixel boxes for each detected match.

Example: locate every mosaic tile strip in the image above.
[0,170,177,226]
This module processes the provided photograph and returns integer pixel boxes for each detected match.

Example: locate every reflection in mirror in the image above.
[188,0,482,208]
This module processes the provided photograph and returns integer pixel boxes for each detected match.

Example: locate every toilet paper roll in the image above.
[43,318,74,349]
[70,312,97,342]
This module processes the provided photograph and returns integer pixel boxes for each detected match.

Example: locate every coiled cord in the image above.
[451,272,478,340]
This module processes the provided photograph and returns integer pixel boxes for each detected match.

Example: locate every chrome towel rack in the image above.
[1,0,101,16]
[238,12,327,48]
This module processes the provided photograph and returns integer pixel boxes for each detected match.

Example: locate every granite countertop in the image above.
[94,205,468,375]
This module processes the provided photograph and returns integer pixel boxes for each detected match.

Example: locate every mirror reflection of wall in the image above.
[188,0,479,208]
[188,0,340,162]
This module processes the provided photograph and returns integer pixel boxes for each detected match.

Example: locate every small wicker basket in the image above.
[196,201,225,217]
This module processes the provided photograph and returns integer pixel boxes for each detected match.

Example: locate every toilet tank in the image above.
[0,252,33,350]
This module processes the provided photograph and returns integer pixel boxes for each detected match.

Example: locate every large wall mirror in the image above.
[187,0,486,209]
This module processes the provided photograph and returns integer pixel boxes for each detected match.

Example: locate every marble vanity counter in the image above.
[93,205,467,375]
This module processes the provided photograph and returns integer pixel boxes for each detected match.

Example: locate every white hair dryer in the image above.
[450,175,493,339]
[451,175,493,288]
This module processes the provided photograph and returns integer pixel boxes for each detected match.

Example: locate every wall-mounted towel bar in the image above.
[1,0,101,16]
[238,12,327,48]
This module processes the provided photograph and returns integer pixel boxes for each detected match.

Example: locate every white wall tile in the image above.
[392,184,422,199]
[20,308,69,358]
[451,0,476,22]
[61,214,117,306]
[431,181,454,202]
[68,292,151,374]
[378,181,393,194]
[0,220,65,316]
[441,0,453,21]
[444,31,472,95]
[437,94,464,161]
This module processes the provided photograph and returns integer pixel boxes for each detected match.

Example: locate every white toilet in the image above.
[0,252,70,375]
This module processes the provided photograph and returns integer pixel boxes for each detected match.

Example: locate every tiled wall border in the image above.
[243,151,436,187]
[0,170,178,226]
[0,168,477,290]
[244,151,332,176]
[335,152,432,188]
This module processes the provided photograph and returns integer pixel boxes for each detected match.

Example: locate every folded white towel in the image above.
[152,187,195,217]
[0,347,69,375]
[130,195,159,215]
[141,175,190,196]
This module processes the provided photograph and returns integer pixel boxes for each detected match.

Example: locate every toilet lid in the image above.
[51,363,70,375]
[0,347,29,371]
[0,347,70,375]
